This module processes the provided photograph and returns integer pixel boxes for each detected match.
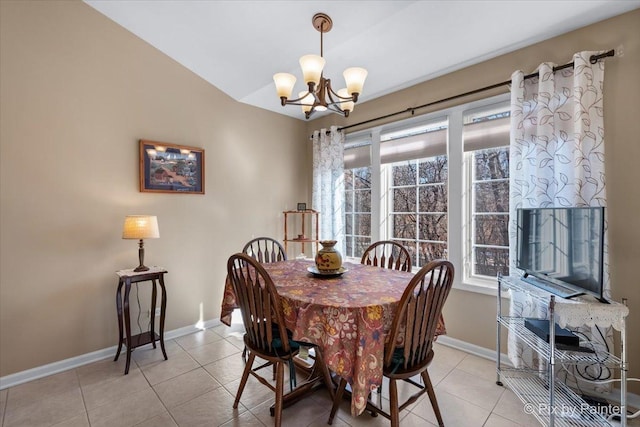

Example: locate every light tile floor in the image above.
[0,323,636,427]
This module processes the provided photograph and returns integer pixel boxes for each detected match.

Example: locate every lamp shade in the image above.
[122,215,159,240]
[343,67,368,95]
[299,54,325,86]
[273,73,296,99]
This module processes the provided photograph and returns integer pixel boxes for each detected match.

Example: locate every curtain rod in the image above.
[335,49,615,133]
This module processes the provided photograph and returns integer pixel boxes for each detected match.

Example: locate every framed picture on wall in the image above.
[297,203,307,211]
[139,140,205,194]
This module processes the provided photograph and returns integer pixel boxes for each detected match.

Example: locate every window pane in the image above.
[392,187,416,212]
[345,236,355,258]
[418,214,447,241]
[474,247,509,277]
[474,147,509,180]
[344,169,353,185]
[354,168,372,189]
[419,156,448,184]
[475,181,509,213]
[353,213,371,236]
[345,213,352,235]
[392,163,416,186]
[392,214,416,240]
[419,185,447,212]
[354,190,371,213]
[354,237,372,258]
[475,215,509,246]
[419,242,447,265]
[345,190,353,212]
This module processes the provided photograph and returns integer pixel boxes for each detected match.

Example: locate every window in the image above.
[344,137,372,258]
[381,119,449,268]
[387,156,448,267]
[467,146,510,278]
[344,167,372,258]
[343,94,510,288]
[463,104,510,281]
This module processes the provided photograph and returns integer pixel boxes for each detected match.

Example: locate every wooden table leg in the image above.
[158,274,168,360]
[150,279,157,349]
[114,279,124,361]
[123,279,133,374]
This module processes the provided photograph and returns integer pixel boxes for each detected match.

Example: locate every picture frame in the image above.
[297,202,307,211]
[139,140,205,194]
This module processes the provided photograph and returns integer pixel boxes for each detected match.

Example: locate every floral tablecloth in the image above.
[220,259,446,416]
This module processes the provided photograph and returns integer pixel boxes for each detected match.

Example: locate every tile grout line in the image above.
[74,368,91,426]
[140,338,190,427]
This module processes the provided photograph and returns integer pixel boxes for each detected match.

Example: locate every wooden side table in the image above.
[114,266,168,374]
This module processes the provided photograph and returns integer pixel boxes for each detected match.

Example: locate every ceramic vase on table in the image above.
[315,240,343,274]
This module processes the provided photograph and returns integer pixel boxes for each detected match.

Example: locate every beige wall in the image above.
[0,1,309,376]
[309,9,640,393]
[1,0,638,395]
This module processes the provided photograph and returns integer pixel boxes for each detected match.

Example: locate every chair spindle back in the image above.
[243,237,287,264]
[361,240,412,272]
[227,253,291,354]
[385,260,454,371]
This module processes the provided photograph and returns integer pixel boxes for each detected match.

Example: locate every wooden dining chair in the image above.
[361,240,412,272]
[243,237,287,263]
[328,260,454,427]
[240,237,287,361]
[227,252,300,427]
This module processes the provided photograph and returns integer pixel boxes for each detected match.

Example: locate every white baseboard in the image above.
[0,318,220,390]
[437,335,512,366]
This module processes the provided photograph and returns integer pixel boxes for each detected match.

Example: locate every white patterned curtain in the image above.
[312,126,345,254]
[508,51,612,391]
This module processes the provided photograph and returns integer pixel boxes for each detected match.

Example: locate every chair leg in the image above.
[389,378,400,427]
[422,371,444,426]
[328,377,348,425]
[274,361,285,427]
[233,352,255,408]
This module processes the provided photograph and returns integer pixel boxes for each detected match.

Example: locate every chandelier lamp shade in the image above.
[122,215,160,272]
[273,13,367,119]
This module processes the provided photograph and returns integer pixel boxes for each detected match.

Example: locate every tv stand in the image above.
[496,274,629,426]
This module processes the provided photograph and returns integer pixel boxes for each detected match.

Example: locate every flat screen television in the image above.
[516,206,606,302]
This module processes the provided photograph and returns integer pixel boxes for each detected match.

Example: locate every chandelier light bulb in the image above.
[299,91,314,114]
[337,88,354,114]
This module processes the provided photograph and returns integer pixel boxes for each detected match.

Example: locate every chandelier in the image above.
[273,13,368,120]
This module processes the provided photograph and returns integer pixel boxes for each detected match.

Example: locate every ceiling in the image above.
[84,1,640,120]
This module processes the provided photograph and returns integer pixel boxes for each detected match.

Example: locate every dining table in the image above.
[220,259,446,417]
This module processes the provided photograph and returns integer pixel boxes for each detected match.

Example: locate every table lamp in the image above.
[122,215,159,272]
